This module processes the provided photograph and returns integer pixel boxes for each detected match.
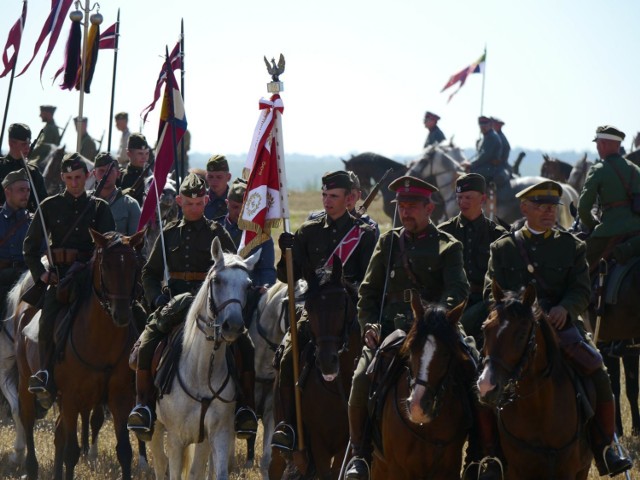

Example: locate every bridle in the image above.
[307,284,356,357]
[412,148,461,212]
[93,241,140,317]
[408,347,455,419]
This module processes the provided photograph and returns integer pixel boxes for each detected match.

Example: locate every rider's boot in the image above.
[344,404,371,480]
[463,404,504,480]
[235,371,258,439]
[591,399,633,476]
[28,338,55,410]
[127,369,156,442]
[271,380,297,451]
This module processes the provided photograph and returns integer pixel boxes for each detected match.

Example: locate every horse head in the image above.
[203,237,259,343]
[90,229,146,327]
[304,256,357,382]
[401,293,467,425]
[477,281,542,408]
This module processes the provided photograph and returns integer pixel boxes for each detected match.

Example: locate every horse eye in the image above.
[213,277,220,285]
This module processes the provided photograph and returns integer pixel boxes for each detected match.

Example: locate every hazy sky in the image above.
[1,0,638,159]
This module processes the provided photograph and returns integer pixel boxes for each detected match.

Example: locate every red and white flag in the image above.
[0,0,27,78]
[237,94,286,257]
[98,22,117,49]
[141,41,181,123]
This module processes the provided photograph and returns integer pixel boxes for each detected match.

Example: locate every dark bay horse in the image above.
[477,282,593,480]
[372,298,472,480]
[16,230,144,480]
[540,154,573,182]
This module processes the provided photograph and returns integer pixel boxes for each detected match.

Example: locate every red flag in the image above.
[140,42,182,123]
[441,51,486,103]
[17,0,73,79]
[0,1,27,78]
[98,22,117,49]
[237,94,285,257]
[138,61,187,229]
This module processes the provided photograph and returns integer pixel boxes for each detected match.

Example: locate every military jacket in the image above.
[0,155,48,213]
[204,187,229,221]
[483,227,590,320]
[438,213,506,291]
[473,129,503,169]
[424,126,446,147]
[276,210,376,286]
[30,121,60,165]
[98,188,141,235]
[142,217,235,305]
[307,209,380,240]
[23,191,115,280]
[119,164,146,206]
[358,224,469,338]
[79,133,97,162]
[497,130,511,164]
[0,204,31,262]
[215,214,242,249]
[578,154,640,238]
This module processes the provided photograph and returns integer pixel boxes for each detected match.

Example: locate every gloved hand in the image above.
[154,293,171,309]
[278,232,295,251]
[363,323,381,350]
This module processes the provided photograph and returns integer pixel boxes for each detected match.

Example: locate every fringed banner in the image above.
[60,19,81,90]
[77,22,99,93]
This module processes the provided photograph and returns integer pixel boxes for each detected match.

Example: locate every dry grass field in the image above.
[0,191,638,479]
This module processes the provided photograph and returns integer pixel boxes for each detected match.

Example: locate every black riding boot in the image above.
[591,400,633,476]
[127,369,156,442]
[344,404,371,480]
[28,337,55,410]
[235,371,258,439]
[271,380,297,451]
[463,405,504,480]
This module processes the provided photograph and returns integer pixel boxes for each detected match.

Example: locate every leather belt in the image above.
[169,271,208,282]
[602,200,630,211]
[0,259,26,269]
[385,289,413,304]
[51,248,91,266]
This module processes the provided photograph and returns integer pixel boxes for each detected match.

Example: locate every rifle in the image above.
[592,258,608,344]
[58,116,72,143]
[123,157,154,197]
[96,130,105,152]
[354,168,392,220]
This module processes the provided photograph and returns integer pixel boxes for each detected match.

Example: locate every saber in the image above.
[592,258,607,344]
[21,154,54,267]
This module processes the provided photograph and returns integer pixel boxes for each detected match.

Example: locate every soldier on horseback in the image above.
[485,180,633,477]
[469,116,507,187]
[24,153,115,409]
[423,111,445,148]
[127,173,259,441]
[345,176,499,480]
[204,154,231,221]
[270,170,377,452]
[30,105,61,168]
[119,133,150,206]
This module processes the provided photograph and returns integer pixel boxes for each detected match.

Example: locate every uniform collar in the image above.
[178,216,207,229]
[126,164,143,173]
[0,203,23,218]
[63,190,88,201]
[208,186,229,202]
[458,213,484,228]
[521,224,552,239]
[323,210,351,228]
[403,222,435,241]
[1,154,20,164]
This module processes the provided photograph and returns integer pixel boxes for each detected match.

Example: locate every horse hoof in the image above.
[244,459,254,469]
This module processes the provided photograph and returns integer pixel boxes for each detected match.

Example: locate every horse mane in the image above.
[345,152,406,172]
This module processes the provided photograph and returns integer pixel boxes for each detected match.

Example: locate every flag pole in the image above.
[179,19,185,179]
[76,0,90,152]
[106,9,120,152]
[479,45,487,116]
[0,47,19,156]
[166,46,181,186]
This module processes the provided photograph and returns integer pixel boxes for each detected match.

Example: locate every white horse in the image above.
[246,279,306,478]
[149,237,259,480]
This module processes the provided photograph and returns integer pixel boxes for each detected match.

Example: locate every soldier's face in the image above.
[595,138,620,158]
[226,199,243,223]
[521,201,558,231]
[177,194,207,221]
[127,148,149,168]
[398,200,434,233]
[456,191,485,220]
[322,188,350,220]
[205,171,231,196]
[4,180,30,209]
[61,169,89,197]
[115,119,127,131]
[424,118,436,129]
[8,138,30,158]
[94,164,119,189]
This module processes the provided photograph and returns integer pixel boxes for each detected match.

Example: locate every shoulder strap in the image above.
[513,230,554,296]
[397,231,420,288]
[608,159,634,199]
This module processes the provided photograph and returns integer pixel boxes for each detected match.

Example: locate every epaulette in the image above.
[307,210,325,221]
[164,219,181,230]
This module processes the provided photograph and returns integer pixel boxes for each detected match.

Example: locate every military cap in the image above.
[456,173,486,194]
[2,169,29,189]
[74,116,88,123]
[127,133,148,150]
[40,105,56,114]
[490,117,505,125]
[94,152,117,168]
[478,116,491,125]
[114,112,128,121]
[228,178,247,203]
[424,111,440,121]
[389,175,438,202]
[8,123,31,141]
[348,171,361,190]
[61,152,88,173]
[179,173,207,198]
[515,180,563,205]
[206,154,229,172]
[322,170,352,191]
[592,125,625,143]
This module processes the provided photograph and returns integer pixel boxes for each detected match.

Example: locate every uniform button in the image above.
[75,227,78,231]
[186,236,190,240]
[185,264,190,268]
[534,262,538,267]
[185,254,189,258]
[531,279,537,283]
[531,247,536,251]
[185,246,190,249]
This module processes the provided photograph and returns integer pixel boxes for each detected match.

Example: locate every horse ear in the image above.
[330,255,343,283]
[447,300,466,324]
[243,248,261,271]
[491,279,505,304]
[211,237,224,269]
[410,290,424,321]
[342,159,347,166]
[90,228,107,247]
[522,284,537,308]
[127,228,146,249]
[543,154,549,162]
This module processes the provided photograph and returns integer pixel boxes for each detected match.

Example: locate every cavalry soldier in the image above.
[271,170,377,452]
[203,154,231,220]
[119,133,150,206]
[0,123,48,213]
[470,116,505,186]
[491,117,510,166]
[127,173,259,441]
[345,176,474,480]
[73,117,97,162]
[30,105,61,167]
[485,180,633,477]
[24,153,115,410]
[0,170,32,314]
[438,173,507,346]
[423,111,446,147]
[578,125,640,270]
[114,112,130,167]
[93,152,141,236]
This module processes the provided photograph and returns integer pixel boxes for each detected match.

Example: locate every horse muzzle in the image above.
[316,348,340,381]
[477,364,502,407]
[407,387,432,425]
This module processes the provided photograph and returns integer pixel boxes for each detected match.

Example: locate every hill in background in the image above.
[189,149,595,191]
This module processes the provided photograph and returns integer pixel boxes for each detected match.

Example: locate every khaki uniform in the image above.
[79,133,97,162]
[0,155,48,213]
[30,120,60,166]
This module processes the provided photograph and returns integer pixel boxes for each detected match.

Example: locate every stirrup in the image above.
[601,443,633,477]
[27,370,50,393]
[462,456,505,480]
[271,421,296,451]
[235,407,258,439]
[344,456,370,480]
[127,404,154,432]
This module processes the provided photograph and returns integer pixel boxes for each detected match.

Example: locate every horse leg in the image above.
[88,405,105,463]
[137,438,149,471]
[603,353,623,436]
[261,394,275,479]
[18,386,38,479]
[166,434,186,480]
[209,420,234,480]
[80,409,90,457]
[246,434,256,468]
[189,439,210,479]
[0,363,26,465]
[108,396,133,480]
[59,407,81,480]
[149,420,168,479]
[622,354,640,435]
[53,412,66,480]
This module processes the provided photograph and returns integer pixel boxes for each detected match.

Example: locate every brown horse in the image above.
[540,154,573,182]
[16,230,144,480]
[477,282,593,480]
[371,298,472,480]
[279,258,361,479]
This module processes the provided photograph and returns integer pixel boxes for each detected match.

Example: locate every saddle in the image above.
[603,257,640,305]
